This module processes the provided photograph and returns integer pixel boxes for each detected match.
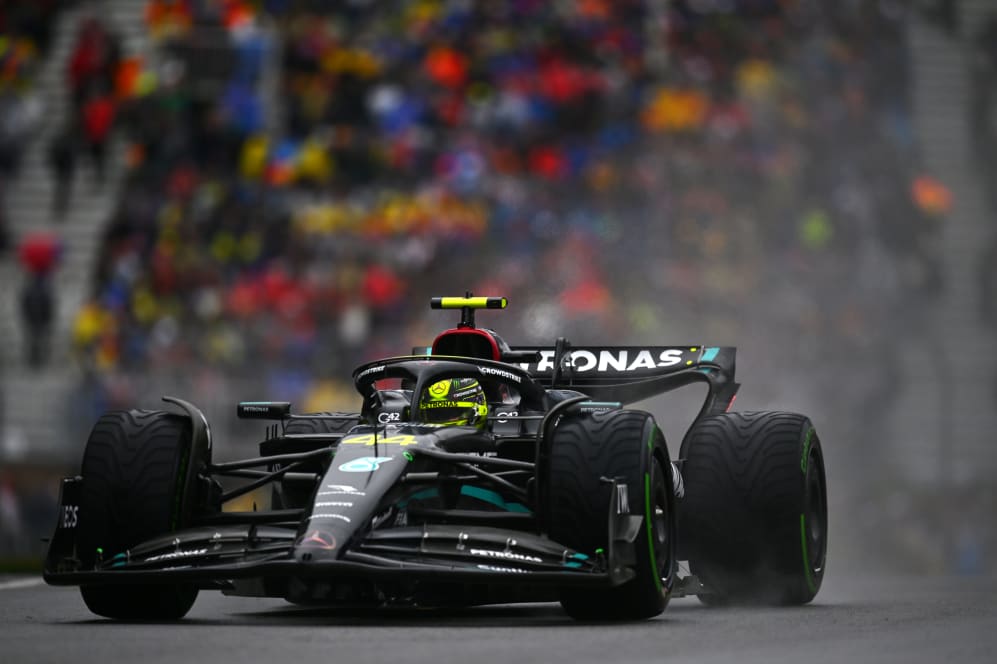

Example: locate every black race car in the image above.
[44,296,827,621]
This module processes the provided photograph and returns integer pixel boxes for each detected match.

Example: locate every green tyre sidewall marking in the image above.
[800,427,814,473]
[643,422,668,596]
[800,512,816,595]
[800,427,813,593]
[645,471,662,593]
[799,428,823,598]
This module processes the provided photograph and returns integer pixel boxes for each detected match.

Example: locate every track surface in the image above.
[1,571,994,664]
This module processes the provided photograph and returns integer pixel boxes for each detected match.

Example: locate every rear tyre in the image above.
[680,411,827,605]
[546,410,676,620]
[77,410,200,620]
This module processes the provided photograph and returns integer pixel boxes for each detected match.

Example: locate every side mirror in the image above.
[237,402,291,420]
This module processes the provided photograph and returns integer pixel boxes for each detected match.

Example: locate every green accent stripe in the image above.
[645,472,662,593]
[800,513,817,594]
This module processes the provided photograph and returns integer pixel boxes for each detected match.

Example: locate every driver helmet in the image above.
[418,378,488,429]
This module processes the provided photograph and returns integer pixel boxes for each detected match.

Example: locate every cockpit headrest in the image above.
[432,328,508,361]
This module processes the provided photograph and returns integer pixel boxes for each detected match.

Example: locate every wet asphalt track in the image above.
[1,570,994,664]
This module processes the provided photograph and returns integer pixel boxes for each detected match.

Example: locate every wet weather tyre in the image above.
[546,410,676,620]
[680,411,827,605]
[76,410,199,620]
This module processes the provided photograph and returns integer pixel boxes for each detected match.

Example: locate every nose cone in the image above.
[295,528,341,561]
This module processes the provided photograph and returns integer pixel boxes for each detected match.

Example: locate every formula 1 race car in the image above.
[44,296,827,621]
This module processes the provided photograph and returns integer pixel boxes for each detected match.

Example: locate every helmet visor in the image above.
[420,402,474,425]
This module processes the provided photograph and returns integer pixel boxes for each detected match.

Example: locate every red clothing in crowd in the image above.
[82,96,115,144]
[68,35,99,91]
[362,264,404,309]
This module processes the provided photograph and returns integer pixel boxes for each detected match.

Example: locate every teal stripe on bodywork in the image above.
[701,347,720,362]
[396,485,530,513]
[397,488,439,508]
[460,485,530,513]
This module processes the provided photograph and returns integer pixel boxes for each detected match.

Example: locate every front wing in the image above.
[44,477,649,597]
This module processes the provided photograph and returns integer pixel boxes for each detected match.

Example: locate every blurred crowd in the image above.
[7,3,135,371]
[46,12,126,216]
[0,1,59,174]
[65,1,947,418]
[0,0,62,253]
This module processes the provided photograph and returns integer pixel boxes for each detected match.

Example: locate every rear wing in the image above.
[422,295,738,413]
[510,345,739,410]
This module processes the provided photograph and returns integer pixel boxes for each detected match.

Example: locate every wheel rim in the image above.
[803,447,827,576]
[650,460,673,584]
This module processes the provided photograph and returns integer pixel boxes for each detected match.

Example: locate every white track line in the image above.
[0,577,45,590]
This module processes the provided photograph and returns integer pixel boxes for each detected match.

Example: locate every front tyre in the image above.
[546,410,676,620]
[77,410,201,620]
[681,411,827,605]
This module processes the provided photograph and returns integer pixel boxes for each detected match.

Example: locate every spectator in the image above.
[18,231,60,368]
[20,273,55,368]
[47,125,78,218]
[0,88,43,178]
[81,88,115,186]
[67,17,121,111]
